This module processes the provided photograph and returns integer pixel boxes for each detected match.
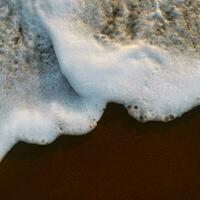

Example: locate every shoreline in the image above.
[1,103,200,199]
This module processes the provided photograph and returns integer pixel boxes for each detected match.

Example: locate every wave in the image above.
[0,0,200,160]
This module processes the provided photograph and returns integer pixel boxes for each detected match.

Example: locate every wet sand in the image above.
[0,103,200,199]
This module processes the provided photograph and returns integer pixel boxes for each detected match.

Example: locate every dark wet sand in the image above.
[1,103,200,200]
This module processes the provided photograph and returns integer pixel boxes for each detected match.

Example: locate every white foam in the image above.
[0,96,105,161]
[1,0,200,160]
[0,0,105,161]
[34,0,200,122]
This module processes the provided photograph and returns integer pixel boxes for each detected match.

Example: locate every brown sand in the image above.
[0,103,200,200]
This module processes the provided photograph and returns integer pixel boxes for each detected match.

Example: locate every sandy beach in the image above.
[1,103,200,199]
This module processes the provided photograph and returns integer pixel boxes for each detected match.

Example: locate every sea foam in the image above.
[0,0,200,160]
[34,0,200,121]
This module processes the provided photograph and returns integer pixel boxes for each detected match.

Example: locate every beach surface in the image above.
[1,103,200,200]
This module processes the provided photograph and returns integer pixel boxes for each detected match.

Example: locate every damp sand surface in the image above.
[1,104,200,199]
